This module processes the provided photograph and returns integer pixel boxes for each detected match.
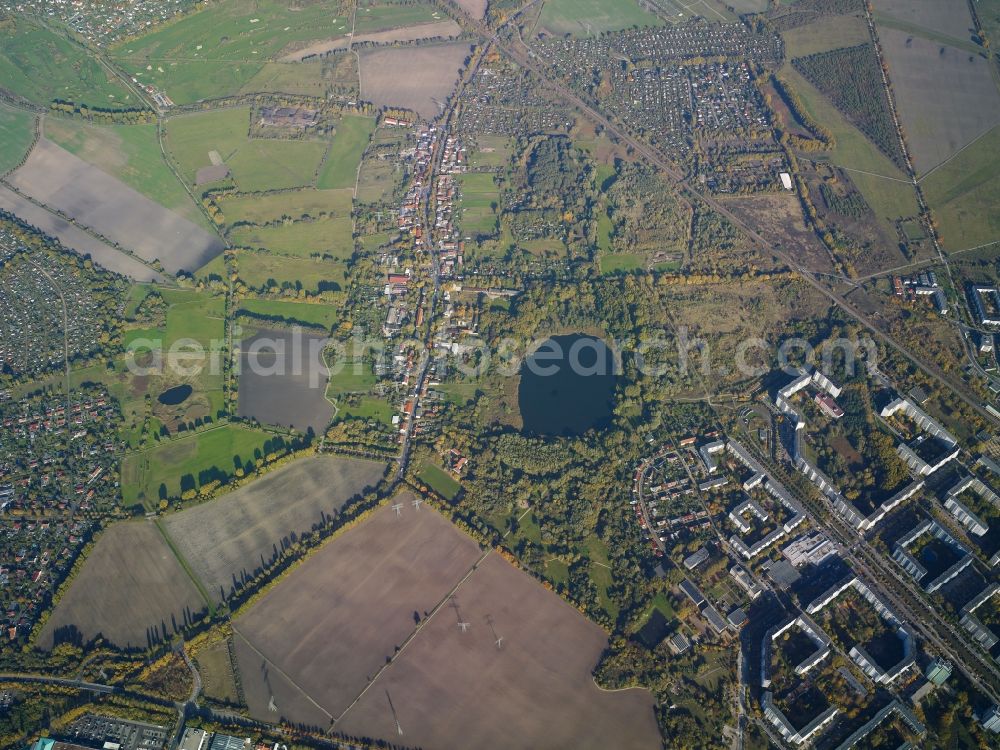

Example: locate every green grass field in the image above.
[327,357,377,394]
[353,2,444,33]
[0,17,137,108]
[536,0,663,36]
[237,298,339,329]
[459,172,500,235]
[239,61,329,97]
[317,115,376,189]
[109,0,350,103]
[469,135,511,168]
[220,188,353,225]
[165,107,326,191]
[338,396,393,425]
[121,423,280,506]
[596,208,613,253]
[43,117,208,227]
[0,104,35,175]
[230,217,354,258]
[418,462,461,500]
[599,253,643,274]
[125,287,226,351]
[923,124,1000,252]
[235,251,348,293]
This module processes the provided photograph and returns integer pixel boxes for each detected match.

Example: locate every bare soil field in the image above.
[337,554,659,749]
[8,139,224,274]
[874,0,974,42]
[233,499,484,722]
[281,20,462,61]
[0,186,163,281]
[879,28,1000,174]
[163,455,387,603]
[38,521,206,650]
[359,43,472,119]
[455,0,487,19]
[233,633,333,730]
[237,328,335,433]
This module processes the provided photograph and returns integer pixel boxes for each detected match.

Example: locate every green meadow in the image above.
[237,298,339,330]
[230,217,354,259]
[317,116,376,190]
[0,104,35,175]
[121,423,282,506]
[536,0,663,36]
[220,188,353,225]
[165,107,326,191]
[418,462,462,500]
[0,17,136,108]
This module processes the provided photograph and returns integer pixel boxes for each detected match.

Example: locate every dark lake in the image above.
[518,334,616,436]
[157,384,193,406]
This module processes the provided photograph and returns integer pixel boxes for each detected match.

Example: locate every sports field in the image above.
[165,107,327,192]
[162,456,386,603]
[536,0,664,36]
[9,138,224,274]
[418,462,462,500]
[37,521,207,649]
[0,104,35,175]
[42,117,207,228]
[317,116,376,190]
[0,17,136,108]
[109,0,351,103]
[230,217,354,259]
[121,423,281,506]
[459,172,500,236]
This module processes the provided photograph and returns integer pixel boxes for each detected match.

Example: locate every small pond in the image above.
[157,384,193,406]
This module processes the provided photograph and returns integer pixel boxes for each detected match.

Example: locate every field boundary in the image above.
[154,519,215,616]
[231,626,334,720]
[332,544,491,724]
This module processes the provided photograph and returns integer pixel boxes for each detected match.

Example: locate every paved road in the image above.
[0,672,117,693]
